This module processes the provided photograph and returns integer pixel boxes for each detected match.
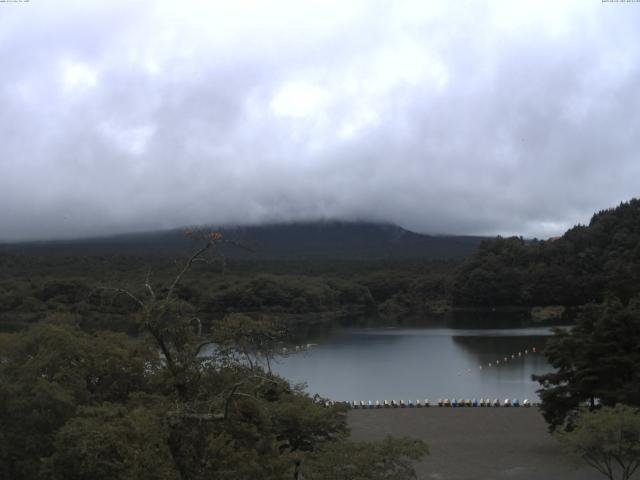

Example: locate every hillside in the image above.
[452,198,640,306]
[0,222,485,260]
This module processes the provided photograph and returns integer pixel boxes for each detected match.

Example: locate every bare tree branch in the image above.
[94,286,148,312]
[145,269,156,300]
[194,340,216,358]
[165,241,213,304]
[191,316,202,338]
[148,326,175,370]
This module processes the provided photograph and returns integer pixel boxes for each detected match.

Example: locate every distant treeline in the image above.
[2,199,640,334]
[0,221,484,259]
[452,198,640,307]
[0,254,457,333]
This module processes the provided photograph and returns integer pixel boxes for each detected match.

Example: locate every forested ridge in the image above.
[0,235,429,480]
[0,221,484,260]
[2,200,640,477]
[0,222,473,334]
[450,199,640,440]
[0,254,456,334]
[452,198,640,307]
[3,199,640,338]
[3,199,640,337]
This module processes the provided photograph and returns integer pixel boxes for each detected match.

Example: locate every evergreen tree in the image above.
[535,297,640,430]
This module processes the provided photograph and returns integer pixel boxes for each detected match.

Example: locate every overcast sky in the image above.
[1,0,639,241]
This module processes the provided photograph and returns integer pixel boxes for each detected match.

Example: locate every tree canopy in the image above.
[453,198,640,307]
[534,296,640,430]
[555,404,640,480]
[0,233,428,479]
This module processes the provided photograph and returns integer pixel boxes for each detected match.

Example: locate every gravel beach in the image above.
[348,408,605,480]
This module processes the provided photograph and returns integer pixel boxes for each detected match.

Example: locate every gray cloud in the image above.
[1,0,639,241]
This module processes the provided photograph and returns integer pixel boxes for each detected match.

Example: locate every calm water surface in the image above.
[273,326,561,402]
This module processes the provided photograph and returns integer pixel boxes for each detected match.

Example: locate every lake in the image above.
[272,324,561,402]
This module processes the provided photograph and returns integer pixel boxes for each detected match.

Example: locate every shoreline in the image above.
[347,408,602,480]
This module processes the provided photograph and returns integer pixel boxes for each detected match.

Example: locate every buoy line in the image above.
[307,345,544,409]
[480,346,538,371]
[319,398,539,409]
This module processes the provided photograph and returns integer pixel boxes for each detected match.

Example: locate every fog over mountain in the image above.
[1,1,639,241]
[0,222,486,259]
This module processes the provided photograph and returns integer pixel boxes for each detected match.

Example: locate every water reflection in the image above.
[273,325,562,402]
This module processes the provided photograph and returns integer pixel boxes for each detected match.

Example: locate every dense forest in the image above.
[0,222,476,334]
[0,235,429,480]
[452,199,640,307]
[534,296,640,430]
[2,200,640,477]
[0,226,459,477]
[0,222,484,259]
[3,200,640,337]
[0,254,457,334]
